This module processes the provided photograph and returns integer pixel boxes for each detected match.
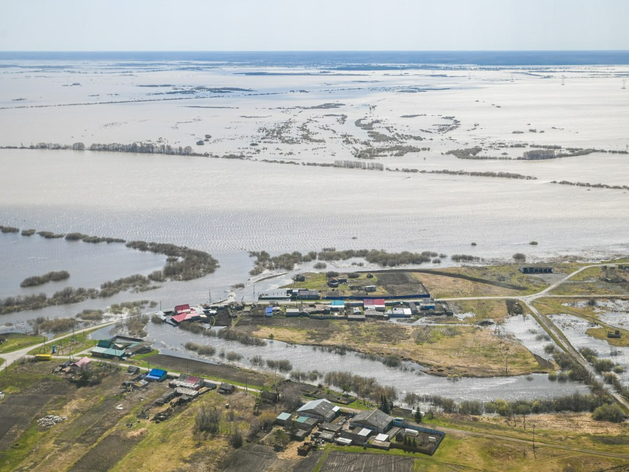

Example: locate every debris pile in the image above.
[38,415,67,428]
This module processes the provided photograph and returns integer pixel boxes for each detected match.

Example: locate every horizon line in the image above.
[2,49,629,53]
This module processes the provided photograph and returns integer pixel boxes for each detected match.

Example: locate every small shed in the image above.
[292,429,309,441]
[286,308,301,317]
[218,383,235,394]
[275,412,292,426]
[156,390,177,405]
[69,357,92,371]
[295,416,319,432]
[265,307,274,317]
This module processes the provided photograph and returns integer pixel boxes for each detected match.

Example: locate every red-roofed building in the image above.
[175,304,191,314]
[364,299,386,312]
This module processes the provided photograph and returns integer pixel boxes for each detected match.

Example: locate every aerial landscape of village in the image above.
[1,2,629,471]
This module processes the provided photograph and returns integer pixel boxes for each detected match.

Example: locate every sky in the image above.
[1,0,628,51]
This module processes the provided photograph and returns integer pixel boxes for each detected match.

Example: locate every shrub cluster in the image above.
[20,270,70,287]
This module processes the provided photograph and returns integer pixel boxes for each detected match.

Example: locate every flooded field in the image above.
[91,322,588,402]
[550,313,629,384]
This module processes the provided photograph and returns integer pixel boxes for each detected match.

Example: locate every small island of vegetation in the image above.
[20,270,70,287]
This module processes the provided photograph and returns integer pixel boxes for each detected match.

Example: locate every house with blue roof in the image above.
[146,368,168,382]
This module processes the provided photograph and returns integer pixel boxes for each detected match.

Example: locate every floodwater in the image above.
[549,314,629,384]
[0,231,166,298]
[91,323,588,402]
[2,57,628,399]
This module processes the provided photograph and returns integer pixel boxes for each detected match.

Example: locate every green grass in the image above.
[0,334,44,354]
[0,422,41,472]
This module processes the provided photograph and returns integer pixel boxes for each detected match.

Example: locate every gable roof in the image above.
[297,398,339,418]
[72,357,92,368]
[364,299,385,306]
[147,368,166,378]
[351,409,394,431]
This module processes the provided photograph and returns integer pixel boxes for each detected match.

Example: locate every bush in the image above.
[513,253,526,262]
[184,342,216,356]
[76,309,104,321]
[250,355,264,366]
[592,404,626,423]
[225,351,243,362]
[313,262,327,269]
[196,406,221,434]
[20,270,70,287]
[229,428,243,448]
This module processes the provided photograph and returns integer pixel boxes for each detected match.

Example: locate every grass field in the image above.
[0,334,43,355]
[449,299,530,324]
[410,264,551,298]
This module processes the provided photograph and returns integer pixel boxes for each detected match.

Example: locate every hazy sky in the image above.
[1,0,628,51]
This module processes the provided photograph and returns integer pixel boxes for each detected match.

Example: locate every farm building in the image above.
[519,267,553,274]
[265,307,274,317]
[275,412,292,426]
[218,383,235,394]
[145,368,168,382]
[295,416,319,432]
[286,308,301,317]
[350,409,394,433]
[387,307,412,318]
[156,390,177,405]
[420,300,436,311]
[90,339,126,359]
[296,398,339,423]
[340,427,372,445]
[296,290,320,300]
[365,309,388,320]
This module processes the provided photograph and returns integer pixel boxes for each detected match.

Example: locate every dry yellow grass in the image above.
[254,321,544,377]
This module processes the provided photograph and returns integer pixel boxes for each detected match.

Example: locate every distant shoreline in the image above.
[2,50,629,66]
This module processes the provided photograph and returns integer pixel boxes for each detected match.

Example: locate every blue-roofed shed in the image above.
[146,368,168,382]
[265,307,274,317]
